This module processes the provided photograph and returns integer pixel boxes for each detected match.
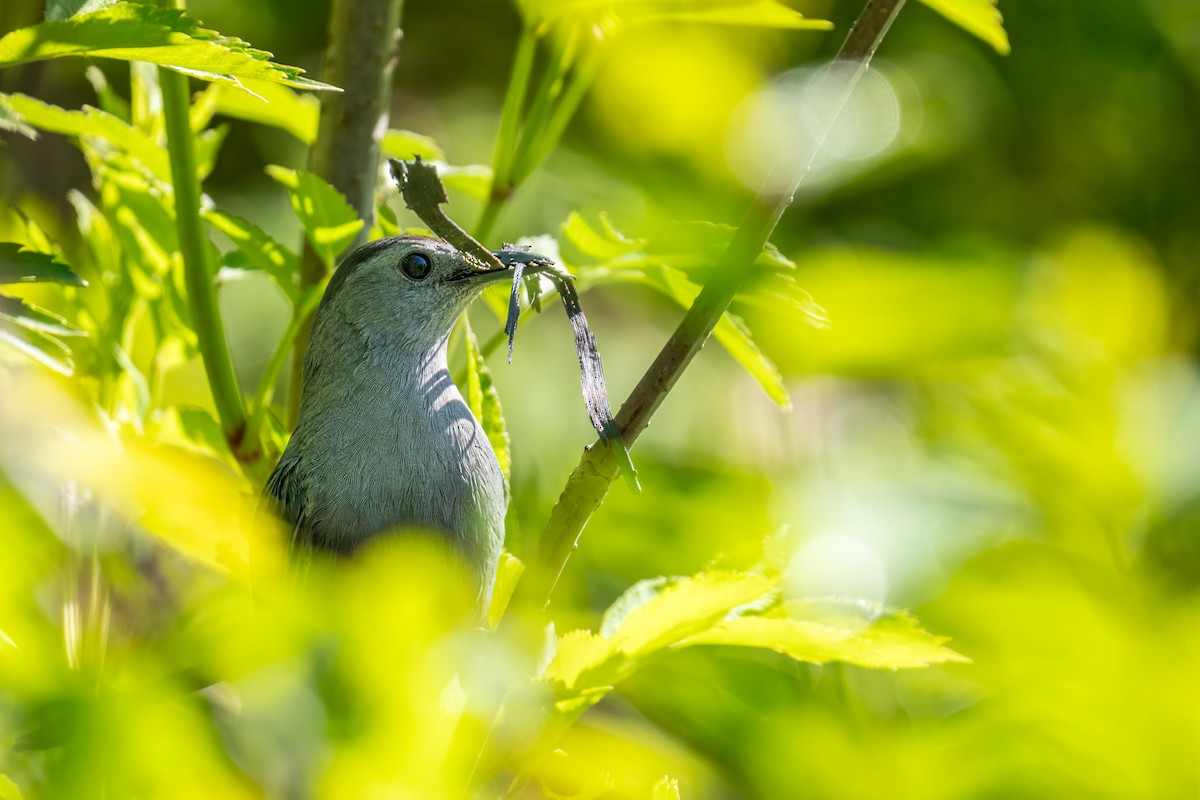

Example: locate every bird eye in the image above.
[400,251,432,280]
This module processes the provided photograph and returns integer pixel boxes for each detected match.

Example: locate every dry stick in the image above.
[287,0,405,427]
[389,158,507,271]
[524,0,909,606]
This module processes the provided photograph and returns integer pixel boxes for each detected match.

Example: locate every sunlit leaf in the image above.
[0,92,169,180]
[84,65,132,120]
[381,128,445,161]
[195,80,320,143]
[0,3,338,91]
[682,600,970,669]
[561,211,643,262]
[649,1,833,29]
[205,209,299,301]
[654,266,790,407]
[0,315,74,375]
[918,0,1010,55]
[45,0,117,21]
[521,0,831,32]
[652,776,681,800]
[0,773,24,800]
[0,243,85,286]
[612,571,777,657]
[0,101,36,139]
[266,166,363,269]
[0,297,83,337]
[153,404,228,459]
[486,550,526,631]
[464,328,512,481]
[439,163,494,204]
[2,376,286,577]
[545,629,618,691]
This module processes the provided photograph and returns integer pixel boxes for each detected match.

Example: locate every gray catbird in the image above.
[266,234,516,613]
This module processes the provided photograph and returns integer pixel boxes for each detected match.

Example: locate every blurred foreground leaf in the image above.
[0,244,86,374]
[546,571,964,692]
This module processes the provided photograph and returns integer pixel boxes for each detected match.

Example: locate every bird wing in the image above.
[264,454,311,551]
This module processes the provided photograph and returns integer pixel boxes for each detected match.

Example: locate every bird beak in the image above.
[451,250,555,287]
[452,266,514,287]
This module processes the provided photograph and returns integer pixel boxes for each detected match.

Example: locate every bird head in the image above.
[311,234,516,353]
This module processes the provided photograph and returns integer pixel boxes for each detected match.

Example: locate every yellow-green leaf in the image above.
[918,0,1010,55]
[0,3,337,91]
[266,166,363,269]
[652,776,681,800]
[195,80,319,143]
[485,550,525,631]
[0,92,169,180]
[464,328,512,482]
[682,601,971,669]
[612,571,777,657]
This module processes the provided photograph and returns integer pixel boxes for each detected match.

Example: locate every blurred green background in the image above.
[4,0,1200,797]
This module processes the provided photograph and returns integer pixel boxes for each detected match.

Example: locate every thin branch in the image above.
[390,158,505,270]
[525,0,910,605]
[287,0,405,426]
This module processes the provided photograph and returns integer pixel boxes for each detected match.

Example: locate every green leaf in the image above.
[561,211,643,262]
[545,571,777,690]
[0,314,74,375]
[45,0,117,21]
[155,405,228,457]
[485,550,525,631]
[381,129,445,161]
[682,600,971,669]
[652,1,834,29]
[464,328,512,481]
[652,777,681,800]
[558,214,808,406]
[651,266,790,408]
[439,163,494,204]
[84,65,132,120]
[0,3,338,92]
[0,296,84,337]
[0,101,36,139]
[266,166,363,269]
[0,243,85,286]
[612,571,777,657]
[379,132,494,203]
[521,0,831,32]
[205,210,298,301]
[194,80,319,143]
[0,93,169,180]
[545,629,619,691]
[0,773,25,800]
[918,0,1010,55]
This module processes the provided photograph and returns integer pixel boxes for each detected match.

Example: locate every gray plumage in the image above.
[266,235,511,613]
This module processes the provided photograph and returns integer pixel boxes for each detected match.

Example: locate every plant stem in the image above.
[288,0,405,426]
[524,0,910,605]
[477,26,538,243]
[477,23,580,243]
[159,62,250,457]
